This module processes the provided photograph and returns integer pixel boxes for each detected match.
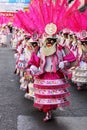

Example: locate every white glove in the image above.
[80,61,87,67]
[30,65,39,75]
[59,61,64,69]
[14,53,18,59]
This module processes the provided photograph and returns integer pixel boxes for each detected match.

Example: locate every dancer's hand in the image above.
[59,61,64,69]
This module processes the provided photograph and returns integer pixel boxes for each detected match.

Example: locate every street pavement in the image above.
[0,46,87,130]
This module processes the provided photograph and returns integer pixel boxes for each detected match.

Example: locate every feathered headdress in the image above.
[28,0,69,35]
[13,0,81,38]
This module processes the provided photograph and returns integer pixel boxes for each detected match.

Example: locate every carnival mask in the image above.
[30,42,38,48]
[41,37,57,56]
[45,38,57,47]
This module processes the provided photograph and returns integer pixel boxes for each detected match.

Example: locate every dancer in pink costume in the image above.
[72,36,87,90]
[0,25,9,47]
[13,0,81,122]
[24,37,40,99]
[28,23,76,122]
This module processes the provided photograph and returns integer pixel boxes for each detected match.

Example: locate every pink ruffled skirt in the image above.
[33,70,70,112]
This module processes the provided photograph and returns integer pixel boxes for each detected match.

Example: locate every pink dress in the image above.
[28,46,76,112]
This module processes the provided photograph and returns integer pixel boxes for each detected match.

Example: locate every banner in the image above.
[0,12,15,22]
[0,0,30,12]
[0,0,30,3]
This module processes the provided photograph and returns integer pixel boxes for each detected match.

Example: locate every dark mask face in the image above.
[64,33,68,39]
[25,37,30,40]
[30,42,38,48]
[81,40,87,52]
[46,38,57,45]
[81,40,87,45]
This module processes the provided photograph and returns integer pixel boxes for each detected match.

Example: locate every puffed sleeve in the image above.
[63,46,76,62]
[28,52,40,67]
[63,52,76,62]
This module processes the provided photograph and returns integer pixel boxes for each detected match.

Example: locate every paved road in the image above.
[0,47,87,130]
